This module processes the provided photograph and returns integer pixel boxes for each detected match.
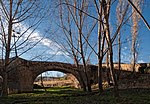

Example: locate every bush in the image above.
[144,67,150,74]
[33,84,43,89]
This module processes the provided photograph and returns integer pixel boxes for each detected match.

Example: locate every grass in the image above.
[0,87,150,104]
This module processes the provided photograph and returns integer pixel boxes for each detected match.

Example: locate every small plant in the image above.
[33,84,43,89]
[144,67,150,74]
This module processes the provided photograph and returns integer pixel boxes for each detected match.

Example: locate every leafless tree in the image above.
[55,0,99,92]
[49,0,146,96]
[57,0,86,91]
[0,0,49,96]
[130,0,141,73]
[127,0,150,30]
[116,0,129,80]
[94,0,130,96]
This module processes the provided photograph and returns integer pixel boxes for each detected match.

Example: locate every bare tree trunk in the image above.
[1,0,13,96]
[1,71,8,96]
[102,0,119,97]
[77,70,87,91]
[117,3,122,79]
[75,61,87,91]
[97,2,103,92]
[77,1,91,92]
[98,58,103,92]
[79,27,91,92]
[106,53,111,85]
[117,32,121,80]
[131,0,141,73]
[109,45,119,97]
[40,74,47,92]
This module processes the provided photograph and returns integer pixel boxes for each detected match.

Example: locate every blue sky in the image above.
[20,0,150,64]
[7,0,149,77]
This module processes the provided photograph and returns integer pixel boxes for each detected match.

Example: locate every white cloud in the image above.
[138,60,145,63]
[0,8,65,59]
[13,23,65,57]
[124,47,127,50]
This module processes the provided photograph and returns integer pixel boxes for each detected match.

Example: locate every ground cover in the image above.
[0,87,150,104]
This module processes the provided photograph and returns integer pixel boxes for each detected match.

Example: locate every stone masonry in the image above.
[0,57,149,94]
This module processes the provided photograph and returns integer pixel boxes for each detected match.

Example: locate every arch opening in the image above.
[33,71,80,90]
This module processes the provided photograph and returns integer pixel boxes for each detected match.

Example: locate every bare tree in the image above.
[56,0,100,92]
[100,0,119,96]
[94,0,130,96]
[57,0,87,91]
[0,0,49,96]
[130,0,141,73]
[51,0,144,96]
[93,0,107,92]
[116,0,129,80]
[127,0,150,30]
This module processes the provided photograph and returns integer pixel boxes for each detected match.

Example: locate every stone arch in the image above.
[4,58,90,93]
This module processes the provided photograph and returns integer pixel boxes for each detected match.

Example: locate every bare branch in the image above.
[128,0,150,30]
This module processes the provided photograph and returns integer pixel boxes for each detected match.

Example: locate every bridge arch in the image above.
[32,68,81,89]
[1,57,97,93]
[6,58,86,93]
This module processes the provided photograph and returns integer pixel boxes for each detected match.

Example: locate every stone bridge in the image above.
[0,57,97,94]
[0,57,149,94]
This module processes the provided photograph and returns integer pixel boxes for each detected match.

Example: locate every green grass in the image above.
[0,87,150,104]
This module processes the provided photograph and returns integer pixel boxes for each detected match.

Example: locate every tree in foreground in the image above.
[0,0,48,96]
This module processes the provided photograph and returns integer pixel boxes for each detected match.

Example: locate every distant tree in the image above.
[130,0,142,73]
[128,0,150,30]
[116,0,129,80]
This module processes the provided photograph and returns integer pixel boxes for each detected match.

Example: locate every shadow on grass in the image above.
[33,86,91,97]
[0,87,150,104]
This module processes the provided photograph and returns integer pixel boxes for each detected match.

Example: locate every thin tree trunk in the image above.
[40,74,47,92]
[131,0,140,74]
[117,32,121,80]
[109,45,119,97]
[106,53,111,85]
[75,62,87,91]
[80,40,91,92]
[79,30,91,92]
[78,9,91,92]
[78,71,87,91]
[1,71,8,96]
[102,0,119,97]
[1,0,13,96]
[97,2,103,92]
[98,58,103,92]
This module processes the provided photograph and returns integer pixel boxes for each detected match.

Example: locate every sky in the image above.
[1,0,150,77]
[21,1,150,65]
[25,0,150,77]
[20,0,150,64]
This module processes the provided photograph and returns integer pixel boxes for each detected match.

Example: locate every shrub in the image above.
[33,84,43,89]
[144,67,150,74]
